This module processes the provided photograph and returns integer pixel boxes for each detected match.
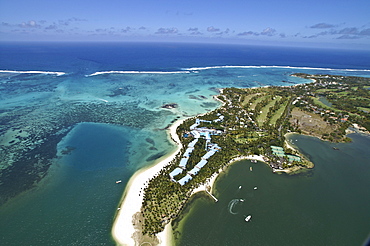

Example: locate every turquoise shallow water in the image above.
[175,133,370,246]
[0,123,131,245]
[0,123,174,245]
[1,43,370,245]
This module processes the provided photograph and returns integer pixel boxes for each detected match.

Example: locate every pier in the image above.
[205,190,218,202]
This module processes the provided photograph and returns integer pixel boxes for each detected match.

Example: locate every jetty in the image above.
[205,190,218,202]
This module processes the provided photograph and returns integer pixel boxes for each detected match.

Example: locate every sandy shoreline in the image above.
[191,155,266,197]
[112,119,184,246]
[112,114,268,245]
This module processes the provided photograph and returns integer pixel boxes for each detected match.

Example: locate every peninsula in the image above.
[113,73,370,245]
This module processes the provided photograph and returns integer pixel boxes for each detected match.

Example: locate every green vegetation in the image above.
[293,73,370,133]
[270,100,290,126]
[250,94,268,110]
[140,73,370,238]
[256,96,281,126]
[312,96,333,110]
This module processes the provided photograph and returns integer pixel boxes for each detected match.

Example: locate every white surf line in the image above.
[0,70,66,76]
[183,65,370,72]
[86,70,191,77]
[97,98,109,103]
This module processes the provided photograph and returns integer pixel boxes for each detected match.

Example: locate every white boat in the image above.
[115,180,122,184]
[250,167,253,171]
[254,186,258,190]
[239,186,242,189]
[245,215,252,222]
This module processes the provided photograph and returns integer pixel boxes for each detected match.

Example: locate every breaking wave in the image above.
[0,70,66,76]
[182,65,370,72]
[86,70,191,77]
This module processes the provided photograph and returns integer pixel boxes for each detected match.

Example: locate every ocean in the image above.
[0,42,369,245]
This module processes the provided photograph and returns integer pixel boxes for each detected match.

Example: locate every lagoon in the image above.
[175,133,370,246]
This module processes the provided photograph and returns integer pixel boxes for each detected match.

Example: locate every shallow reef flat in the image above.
[0,97,172,205]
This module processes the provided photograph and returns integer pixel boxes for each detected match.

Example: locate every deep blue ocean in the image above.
[1,42,370,73]
[0,42,369,245]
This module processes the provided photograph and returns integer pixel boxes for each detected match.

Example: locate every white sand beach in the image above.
[191,155,266,197]
[112,119,184,246]
[112,115,267,246]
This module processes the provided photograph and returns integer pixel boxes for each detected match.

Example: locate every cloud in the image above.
[215,28,230,36]
[260,27,276,36]
[207,26,220,32]
[19,20,40,28]
[155,27,178,34]
[1,22,11,27]
[188,28,202,35]
[337,35,361,39]
[237,27,287,38]
[302,25,370,39]
[139,26,147,30]
[303,35,319,39]
[310,23,336,29]
[190,31,203,35]
[237,31,258,36]
[67,17,87,22]
[121,27,131,33]
[45,24,58,30]
[188,27,198,32]
[338,27,358,35]
[359,28,370,36]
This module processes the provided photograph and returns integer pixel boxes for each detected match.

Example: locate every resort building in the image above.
[188,167,200,176]
[169,116,224,185]
[169,167,183,181]
[178,174,192,186]
[179,158,188,168]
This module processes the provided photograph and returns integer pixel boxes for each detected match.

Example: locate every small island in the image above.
[113,73,370,245]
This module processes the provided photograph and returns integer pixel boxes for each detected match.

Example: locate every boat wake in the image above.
[228,199,244,215]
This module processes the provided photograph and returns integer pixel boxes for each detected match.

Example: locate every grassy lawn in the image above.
[250,94,268,110]
[312,96,332,109]
[234,132,261,143]
[358,107,370,112]
[337,91,350,96]
[316,88,338,93]
[270,99,289,126]
[241,93,259,107]
[256,96,281,126]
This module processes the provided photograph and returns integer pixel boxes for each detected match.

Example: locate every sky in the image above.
[1,0,370,49]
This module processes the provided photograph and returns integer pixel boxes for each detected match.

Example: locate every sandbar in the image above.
[112,119,184,246]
